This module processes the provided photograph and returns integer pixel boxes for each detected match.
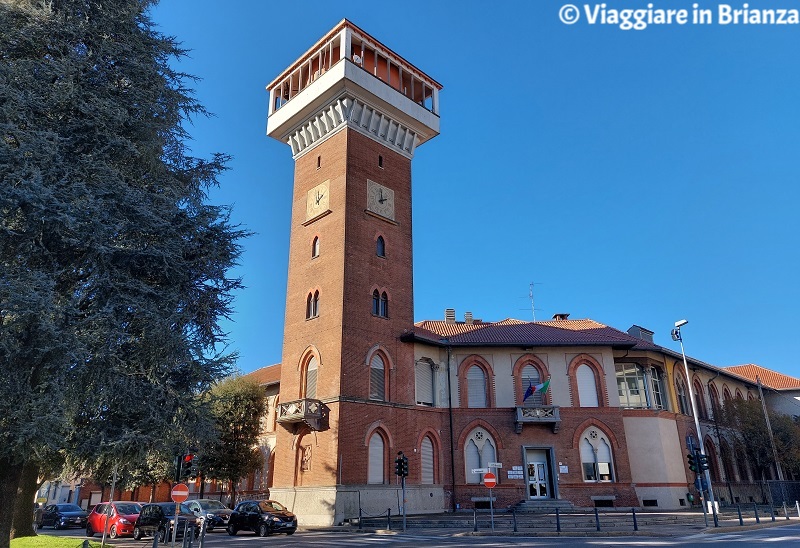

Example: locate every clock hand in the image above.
[316,191,325,205]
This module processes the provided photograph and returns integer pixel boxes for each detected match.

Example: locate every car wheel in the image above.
[226,523,237,536]
[287,530,295,535]
[109,524,118,539]
[133,526,143,540]
[258,523,269,537]
[86,524,94,537]
[53,522,62,530]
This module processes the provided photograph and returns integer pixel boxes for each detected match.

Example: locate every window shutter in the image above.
[465,440,480,483]
[467,366,487,408]
[415,361,434,405]
[367,434,384,484]
[421,437,434,484]
[370,354,385,401]
[306,357,318,399]
[521,365,542,405]
[576,364,599,407]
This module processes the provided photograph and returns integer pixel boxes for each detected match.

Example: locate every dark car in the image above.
[186,499,232,532]
[86,501,141,538]
[226,500,296,536]
[37,503,88,529]
[132,502,199,542]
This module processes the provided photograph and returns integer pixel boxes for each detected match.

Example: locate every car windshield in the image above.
[199,501,228,511]
[57,504,83,512]
[115,503,141,515]
[259,501,286,512]
[159,503,192,516]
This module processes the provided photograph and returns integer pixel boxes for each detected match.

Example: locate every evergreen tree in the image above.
[0,1,247,544]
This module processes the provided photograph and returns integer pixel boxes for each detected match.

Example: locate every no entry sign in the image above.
[171,483,189,503]
[483,472,497,488]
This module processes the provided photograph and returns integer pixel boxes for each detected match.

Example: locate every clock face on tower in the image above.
[306,180,330,221]
[366,180,395,221]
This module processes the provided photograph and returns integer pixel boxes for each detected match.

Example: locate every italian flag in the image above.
[534,378,550,394]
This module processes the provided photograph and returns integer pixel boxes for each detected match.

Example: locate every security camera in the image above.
[675,319,688,328]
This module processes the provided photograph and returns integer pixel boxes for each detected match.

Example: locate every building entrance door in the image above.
[526,449,550,499]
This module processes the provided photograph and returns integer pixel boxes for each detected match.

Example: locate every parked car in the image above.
[185,499,232,532]
[86,501,141,538]
[37,503,88,529]
[132,502,199,542]
[226,500,297,536]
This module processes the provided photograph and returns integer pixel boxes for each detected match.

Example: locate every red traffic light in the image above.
[183,454,193,463]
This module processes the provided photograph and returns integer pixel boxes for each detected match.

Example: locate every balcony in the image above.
[277,398,324,431]
[515,405,561,434]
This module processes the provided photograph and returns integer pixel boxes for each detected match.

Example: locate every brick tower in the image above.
[265,20,441,525]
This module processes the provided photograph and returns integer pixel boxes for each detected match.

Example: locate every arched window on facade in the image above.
[306,291,319,319]
[420,436,435,484]
[650,367,668,410]
[723,387,733,405]
[720,439,737,482]
[521,365,543,406]
[415,358,435,406]
[580,427,615,482]
[708,383,720,419]
[372,290,380,315]
[312,236,320,258]
[676,375,691,415]
[576,364,599,407]
[380,292,388,317]
[369,352,386,401]
[464,428,497,484]
[367,431,386,484]
[304,356,318,399]
[467,366,488,408]
[704,441,720,482]
[693,380,708,420]
[376,235,385,257]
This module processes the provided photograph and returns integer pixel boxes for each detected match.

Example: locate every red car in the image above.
[86,501,142,539]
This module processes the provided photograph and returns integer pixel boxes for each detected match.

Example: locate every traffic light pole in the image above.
[678,334,719,527]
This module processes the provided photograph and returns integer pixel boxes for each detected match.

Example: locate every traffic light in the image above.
[698,454,709,472]
[401,455,409,477]
[394,455,403,477]
[687,452,698,473]
[189,455,200,478]
[179,453,195,479]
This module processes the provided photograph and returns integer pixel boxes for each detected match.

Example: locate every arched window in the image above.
[704,441,720,482]
[415,359,435,406]
[304,356,318,399]
[693,380,707,419]
[420,436,435,484]
[464,428,497,484]
[467,366,487,408]
[312,236,320,258]
[379,292,388,317]
[720,439,736,482]
[576,364,599,407]
[723,387,733,405]
[306,291,319,319]
[676,375,691,415]
[521,365,543,406]
[376,236,385,257]
[580,427,615,482]
[370,353,386,401]
[650,368,668,410]
[708,383,720,418]
[367,432,385,484]
[372,290,380,315]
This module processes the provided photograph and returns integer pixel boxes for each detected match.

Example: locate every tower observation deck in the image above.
[266,19,441,158]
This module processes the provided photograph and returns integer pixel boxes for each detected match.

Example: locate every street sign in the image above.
[487,462,503,468]
[171,483,189,503]
[471,468,489,474]
[483,472,497,488]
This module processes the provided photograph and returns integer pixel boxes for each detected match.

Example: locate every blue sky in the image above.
[150,1,800,377]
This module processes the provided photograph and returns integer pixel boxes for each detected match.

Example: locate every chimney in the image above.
[627,325,654,343]
[552,313,570,321]
[465,311,473,324]
[445,308,456,324]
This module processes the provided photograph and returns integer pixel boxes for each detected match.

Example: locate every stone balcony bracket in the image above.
[277,398,325,431]
[515,405,561,434]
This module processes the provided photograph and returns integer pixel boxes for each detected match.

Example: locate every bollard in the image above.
[594,507,601,532]
[556,507,561,532]
[473,508,478,532]
[632,508,638,532]
[512,506,518,532]
[784,502,790,521]
[754,502,760,524]
[769,504,775,522]
[83,541,89,548]
[387,508,391,530]
[152,532,159,547]
[736,504,743,526]
[358,508,363,530]
[796,500,800,518]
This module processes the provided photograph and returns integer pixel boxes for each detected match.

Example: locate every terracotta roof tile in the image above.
[243,364,281,386]
[724,364,800,390]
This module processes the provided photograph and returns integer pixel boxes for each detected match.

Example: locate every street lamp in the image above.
[672,319,719,527]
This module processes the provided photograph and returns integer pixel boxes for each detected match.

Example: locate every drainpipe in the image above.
[708,371,734,504]
[445,342,456,512]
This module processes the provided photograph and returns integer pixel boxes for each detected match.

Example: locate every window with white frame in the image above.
[367,432,385,484]
[467,366,487,408]
[420,436,435,484]
[676,376,691,415]
[464,428,497,484]
[415,359,434,406]
[580,428,614,482]
[616,363,647,408]
[576,363,599,407]
[650,368,667,410]
[304,356,318,399]
[370,353,386,401]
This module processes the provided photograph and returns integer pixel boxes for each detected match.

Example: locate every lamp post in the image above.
[672,320,718,527]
